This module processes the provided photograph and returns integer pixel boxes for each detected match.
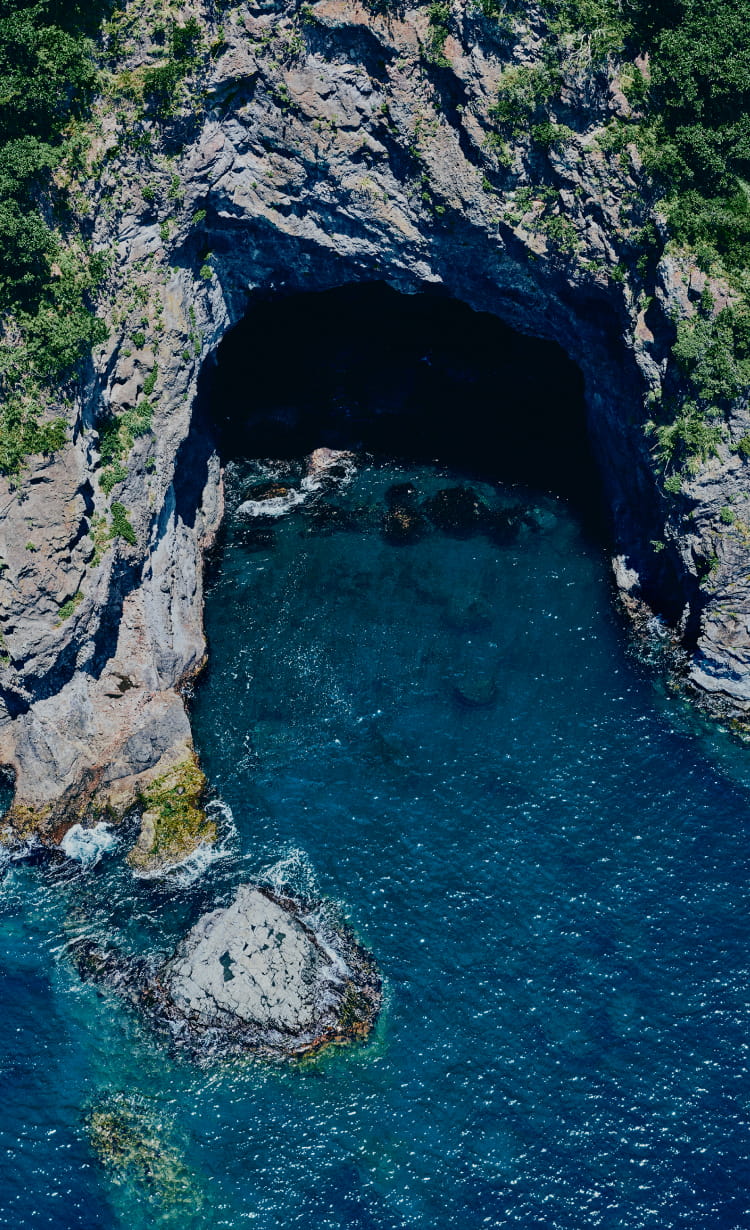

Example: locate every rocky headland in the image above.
[1,0,750,866]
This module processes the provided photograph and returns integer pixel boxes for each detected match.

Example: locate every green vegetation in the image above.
[0,0,110,479]
[536,0,747,270]
[57,590,83,622]
[100,460,127,495]
[736,434,750,458]
[424,3,451,66]
[646,403,723,473]
[473,0,514,29]
[110,500,136,546]
[672,306,750,410]
[127,756,216,870]
[490,64,560,138]
[647,304,750,474]
[142,365,158,397]
[522,0,750,484]
[0,0,104,307]
[98,395,153,493]
[541,211,577,252]
[88,513,110,565]
[142,17,203,117]
[531,120,574,150]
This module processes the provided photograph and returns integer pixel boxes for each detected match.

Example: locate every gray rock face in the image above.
[166,886,344,1034]
[1,0,750,843]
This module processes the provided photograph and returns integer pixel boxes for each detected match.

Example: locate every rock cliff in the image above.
[1,0,749,861]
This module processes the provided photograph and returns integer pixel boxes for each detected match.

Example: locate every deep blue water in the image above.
[1,459,749,1229]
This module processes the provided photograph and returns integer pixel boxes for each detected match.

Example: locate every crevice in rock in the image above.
[302,19,397,80]
[87,556,144,683]
[0,764,14,821]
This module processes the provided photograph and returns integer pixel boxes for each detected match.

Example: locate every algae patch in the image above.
[86,1093,203,1219]
[126,755,216,873]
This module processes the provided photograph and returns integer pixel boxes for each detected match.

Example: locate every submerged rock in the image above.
[87,1093,202,1214]
[443,596,493,632]
[382,506,427,543]
[451,672,499,708]
[424,486,489,536]
[385,481,418,509]
[382,481,427,543]
[244,480,294,502]
[73,884,381,1061]
[303,501,360,534]
[486,505,525,546]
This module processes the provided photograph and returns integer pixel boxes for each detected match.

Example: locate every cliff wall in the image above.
[1,0,748,860]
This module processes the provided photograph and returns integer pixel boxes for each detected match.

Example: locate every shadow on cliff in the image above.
[195,282,608,538]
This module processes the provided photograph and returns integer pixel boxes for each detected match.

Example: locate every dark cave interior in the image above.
[198,282,608,536]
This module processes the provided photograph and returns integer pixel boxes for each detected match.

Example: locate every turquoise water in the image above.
[1,458,750,1229]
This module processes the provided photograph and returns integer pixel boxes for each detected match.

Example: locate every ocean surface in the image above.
[1,457,749,1229]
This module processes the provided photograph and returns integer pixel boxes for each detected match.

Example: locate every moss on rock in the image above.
[3,799,53,843]
[126,754,216,873]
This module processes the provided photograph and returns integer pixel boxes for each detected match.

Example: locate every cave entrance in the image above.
[201,283,606,536]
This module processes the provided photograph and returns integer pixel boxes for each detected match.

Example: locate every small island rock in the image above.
[73,884,382,1061]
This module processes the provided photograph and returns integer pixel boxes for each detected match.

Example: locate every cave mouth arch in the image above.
[198,282,608,538]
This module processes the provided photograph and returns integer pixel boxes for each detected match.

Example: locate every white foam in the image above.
[301,449,357,493]
[60,822,118,867]
[236,490,306,519]
[259,846,320,901]
[234,450,357,522]
[646,614,670,640]
[130,799,238,885]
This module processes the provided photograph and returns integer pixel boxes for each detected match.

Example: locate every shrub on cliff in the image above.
[0,0,111,478]
[0,0,105,309]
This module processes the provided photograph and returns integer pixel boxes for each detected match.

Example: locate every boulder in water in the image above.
[73,884,382,1061]
[424,486,488,535]
[303,448,357,488]
[245,481,293,501]
[382,506,426,543]
[237,486,305,518]
[382,481,426,542]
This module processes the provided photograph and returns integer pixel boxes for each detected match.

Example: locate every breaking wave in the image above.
[60,822,119,867]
